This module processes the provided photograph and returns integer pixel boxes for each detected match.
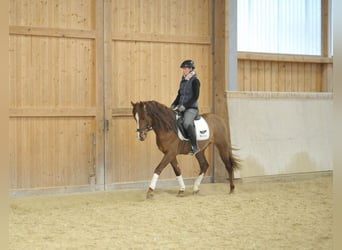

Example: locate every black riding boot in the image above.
[186,124,200,155]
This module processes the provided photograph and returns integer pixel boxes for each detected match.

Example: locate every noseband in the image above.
[136,124,153,133]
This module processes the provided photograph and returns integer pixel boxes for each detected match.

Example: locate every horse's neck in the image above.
[153,128,178,146]
[149,108,176,133]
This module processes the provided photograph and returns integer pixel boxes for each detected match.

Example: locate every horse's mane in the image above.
[142,100,177,133]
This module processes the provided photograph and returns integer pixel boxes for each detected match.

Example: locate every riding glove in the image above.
[177,105,186,112]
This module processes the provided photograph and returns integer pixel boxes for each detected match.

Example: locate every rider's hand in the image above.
[177,105,186,112]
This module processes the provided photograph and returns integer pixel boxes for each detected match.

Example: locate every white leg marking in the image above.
[193,173,204,192]
[149,173,159,190]
[135,113,140,140]
[176,175,186,191]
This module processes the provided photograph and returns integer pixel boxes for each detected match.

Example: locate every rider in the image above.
[171,59,200,155]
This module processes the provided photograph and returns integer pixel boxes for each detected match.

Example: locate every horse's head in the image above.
[131,101,153,141]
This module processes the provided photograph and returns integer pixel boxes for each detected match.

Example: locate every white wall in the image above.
[227,92,333,178]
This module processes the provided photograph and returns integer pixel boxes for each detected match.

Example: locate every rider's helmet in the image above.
[180,60,195,69]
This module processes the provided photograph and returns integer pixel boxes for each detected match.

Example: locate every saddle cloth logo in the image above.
[177,117,210,141]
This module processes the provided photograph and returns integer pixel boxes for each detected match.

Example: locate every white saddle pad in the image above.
[178,117,210,141]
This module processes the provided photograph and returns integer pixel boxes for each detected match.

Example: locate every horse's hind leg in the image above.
[226,156,235,193]
[170,158,186,197]
[215,141,236,193]
[193,151,209,194]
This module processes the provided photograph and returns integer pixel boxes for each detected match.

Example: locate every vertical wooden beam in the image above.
[321,0,333,92]
[212,0,236,181]
[95,0,105,190]
[228,0,238,92]
[103,0,113,189]
[213,0,228,119]
[1,3,9,246]
[321,0,330,57]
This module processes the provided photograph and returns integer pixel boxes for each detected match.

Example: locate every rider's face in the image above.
[182,67,191,76]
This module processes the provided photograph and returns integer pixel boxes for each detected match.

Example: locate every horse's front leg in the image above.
[193,151,209,194]
[170,158,185,197]
[147,153,174,199]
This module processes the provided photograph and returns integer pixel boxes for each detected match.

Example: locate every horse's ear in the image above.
[131,101,135,106]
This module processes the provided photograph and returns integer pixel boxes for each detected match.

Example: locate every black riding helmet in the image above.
[180,60,195,69]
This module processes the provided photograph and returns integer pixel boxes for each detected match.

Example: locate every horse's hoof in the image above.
[146,192,154,199]
[192,190,200,195]
[177,190,185,197]
[146,188,154,199]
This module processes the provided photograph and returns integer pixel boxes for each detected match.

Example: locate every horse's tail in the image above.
[229,147,241,171]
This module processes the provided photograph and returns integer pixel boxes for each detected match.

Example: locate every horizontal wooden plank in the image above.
[9,25,96,39]
[111,106,212,117]
[112,108,132,117]
[226,91,333,99]
[9,184,104,198]
[9,107,97,117]
[238,52,333,64]
[112,32,211,45]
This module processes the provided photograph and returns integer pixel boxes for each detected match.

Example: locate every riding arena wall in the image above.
[9,0,333,196]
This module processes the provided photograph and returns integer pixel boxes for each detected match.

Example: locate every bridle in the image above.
[136,106,153,133]
[136,124,153,133]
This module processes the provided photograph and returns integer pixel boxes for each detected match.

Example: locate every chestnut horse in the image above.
[131,100,239,198]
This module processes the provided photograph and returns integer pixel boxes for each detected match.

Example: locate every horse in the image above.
[131,100,240,198]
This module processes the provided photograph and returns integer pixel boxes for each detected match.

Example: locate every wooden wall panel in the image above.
[238,58,332,92]
[106,0,213,186]
[9,0,95,29]
[9,0,332,193]
[9,36,96,108]
[9,0,101,191]
[111,42,211,110]
[10,118,95,188]
[112,0,210,37]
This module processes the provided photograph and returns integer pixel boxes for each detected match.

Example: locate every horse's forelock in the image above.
[133,102,145,118]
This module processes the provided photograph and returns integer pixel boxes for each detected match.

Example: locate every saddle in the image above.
[176,114,210,141]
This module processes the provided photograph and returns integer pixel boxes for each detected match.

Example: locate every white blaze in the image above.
[135,113,140,139]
